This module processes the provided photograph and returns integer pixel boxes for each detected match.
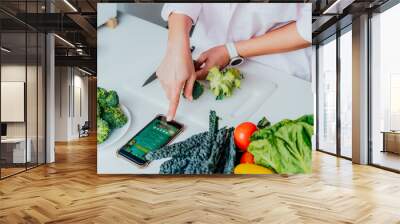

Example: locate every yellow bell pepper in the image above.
[234,164,275,174]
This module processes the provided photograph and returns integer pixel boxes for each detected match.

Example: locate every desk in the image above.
[1,138,32,163]
[97,13,313,174]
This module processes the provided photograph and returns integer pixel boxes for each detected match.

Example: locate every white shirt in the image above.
[162,3,312,81]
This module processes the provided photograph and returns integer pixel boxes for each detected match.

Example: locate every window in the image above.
[339,28,352,158]
[370,2,400,171]
[390,74,400,130]
[318,36,337,154]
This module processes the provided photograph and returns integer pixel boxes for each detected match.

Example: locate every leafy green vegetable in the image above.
[145,111,236,174]
[257,117,271,129]
[102,107,128,129]
[105,90,119,107]
[97,118,110,144]
[182,81,204,100]
[248,115,314,174]
[206,66,243,100]
[192,81,204,100]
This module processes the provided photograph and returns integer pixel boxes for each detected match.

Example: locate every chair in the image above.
[79,121,90,138]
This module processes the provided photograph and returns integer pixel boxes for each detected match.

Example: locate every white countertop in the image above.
[97,13,313,174]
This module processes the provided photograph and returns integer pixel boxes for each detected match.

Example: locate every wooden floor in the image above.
[1,167,26,178]
[1,135,400,224]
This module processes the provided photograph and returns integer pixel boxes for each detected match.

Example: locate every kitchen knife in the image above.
[142,46,196,87]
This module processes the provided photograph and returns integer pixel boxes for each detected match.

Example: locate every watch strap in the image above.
[225,42,239,59]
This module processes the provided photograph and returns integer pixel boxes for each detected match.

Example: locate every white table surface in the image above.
[97,13,313,174]
[1,138,25,143]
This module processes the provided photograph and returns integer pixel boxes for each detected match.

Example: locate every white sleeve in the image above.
[296,3,312,43]
[161,3,202,24]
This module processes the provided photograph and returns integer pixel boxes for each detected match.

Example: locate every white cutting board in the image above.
[97,13,313,174]
[132,63,277,128]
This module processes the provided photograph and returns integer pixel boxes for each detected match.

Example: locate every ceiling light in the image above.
[54,34,75,48]
[1,47,11,53]
[63,0,78,12]
[78,67,92,76]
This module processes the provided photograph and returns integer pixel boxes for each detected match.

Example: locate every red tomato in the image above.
[234,122,257,151]
[240,152,254,164]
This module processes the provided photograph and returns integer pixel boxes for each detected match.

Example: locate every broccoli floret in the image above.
[206,66,243,100]
[97,118,110,144]
[102,107,127,129]
[97,87,108,109]
[105,90,119,107]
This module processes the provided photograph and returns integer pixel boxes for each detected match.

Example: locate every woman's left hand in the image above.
[195,45,230,79]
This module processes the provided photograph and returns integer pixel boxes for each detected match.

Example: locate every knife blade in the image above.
[142,71,158,87]
[142,46,196,87]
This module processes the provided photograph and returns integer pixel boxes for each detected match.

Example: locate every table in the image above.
[381,131,400,154]
[97,13,313,174]
[1,138,32,163]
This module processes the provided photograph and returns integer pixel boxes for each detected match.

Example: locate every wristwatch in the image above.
[225,42,244,67]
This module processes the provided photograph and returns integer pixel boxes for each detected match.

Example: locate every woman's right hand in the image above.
[156,13,196,121]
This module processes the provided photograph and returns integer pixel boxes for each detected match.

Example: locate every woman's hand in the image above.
[156,13,195,121]
[195,45,230,79]
[156,45,196,121]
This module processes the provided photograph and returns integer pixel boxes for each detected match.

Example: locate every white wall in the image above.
[54,67,89,141]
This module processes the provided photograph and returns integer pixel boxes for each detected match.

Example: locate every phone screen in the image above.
[118,115,183,165]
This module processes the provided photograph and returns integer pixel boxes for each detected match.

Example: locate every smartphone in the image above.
[117,115,184,167]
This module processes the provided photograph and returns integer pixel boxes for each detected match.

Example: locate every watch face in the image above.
[230,57,244,66]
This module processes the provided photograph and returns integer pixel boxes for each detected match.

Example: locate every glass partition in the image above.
[0,2,46,179]
[1,30,28,177]
[27,31,38,169]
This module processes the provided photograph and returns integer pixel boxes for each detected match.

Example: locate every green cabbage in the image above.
[248,115,314,174]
